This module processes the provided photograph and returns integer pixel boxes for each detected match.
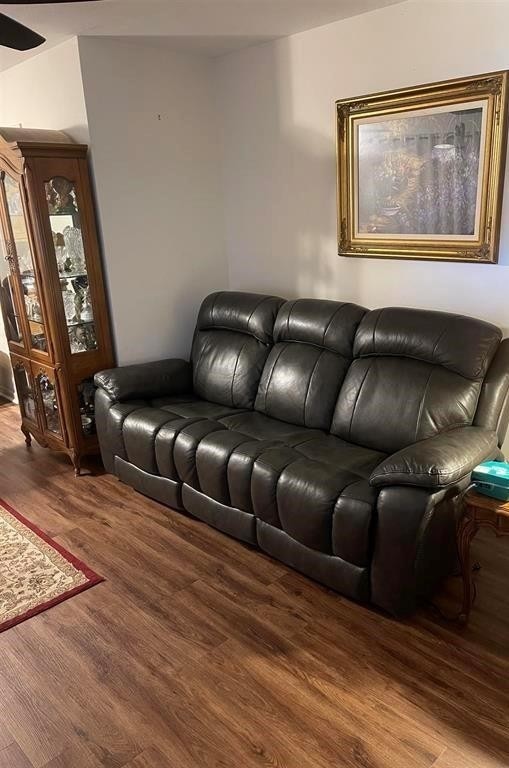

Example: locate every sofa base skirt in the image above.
[257,520,370,603]
[114,456,183,510]
[182,484,257,545]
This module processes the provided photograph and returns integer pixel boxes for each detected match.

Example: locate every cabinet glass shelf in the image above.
[67,319,95,328]
[58,272,88,280]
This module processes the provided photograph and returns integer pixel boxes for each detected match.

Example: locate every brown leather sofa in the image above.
[95,291,509,616]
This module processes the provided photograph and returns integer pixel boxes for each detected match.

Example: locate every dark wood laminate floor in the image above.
[0,402,508,768]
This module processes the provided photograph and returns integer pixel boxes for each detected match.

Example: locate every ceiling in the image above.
[0,0,404,71]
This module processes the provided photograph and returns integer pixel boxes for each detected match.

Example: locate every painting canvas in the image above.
[356,103,485,240]
[337,72,508,262]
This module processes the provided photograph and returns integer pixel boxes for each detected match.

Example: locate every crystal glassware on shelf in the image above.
[53,232,67,273]
[80,287,93,322]
[23,394,36,422]
[69,327,87,353]
[63,226,86,273]
[62,286,76,322]
[38,375,60,435]
[28,297,42,323]
[69,323,97,354]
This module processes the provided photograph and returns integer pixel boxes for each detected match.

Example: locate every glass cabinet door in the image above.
[11,355,38,426]
[77,377,96,438]
[1,172,48,354]
[45,177,98,355]
[0,224,24,349]
[34,365,62,438]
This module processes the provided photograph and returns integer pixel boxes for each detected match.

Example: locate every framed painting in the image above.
[336,71,509,262]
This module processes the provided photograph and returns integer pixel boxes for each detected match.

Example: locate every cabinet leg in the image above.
[456,515,479,623]
[71,452,81,477]
[21,427,32,447]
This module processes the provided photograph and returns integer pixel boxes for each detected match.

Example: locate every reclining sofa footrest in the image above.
[256,520,370,603]
[182,484,257,545]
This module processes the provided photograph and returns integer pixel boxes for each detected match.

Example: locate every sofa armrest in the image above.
[94,358,192,402]
[370,427,499,489]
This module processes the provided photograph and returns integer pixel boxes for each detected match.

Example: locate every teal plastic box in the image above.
[472,461,509,501]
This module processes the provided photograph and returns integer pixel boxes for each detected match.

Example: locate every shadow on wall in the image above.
[0,350,14,401]
[276,43,361,303]
[224,39,361,302]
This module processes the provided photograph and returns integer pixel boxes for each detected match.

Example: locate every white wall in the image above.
[0,36,227,372]
[0,37,88,399]
[78,37,227,365]
[217,0,509,338]
[0,37,88,142]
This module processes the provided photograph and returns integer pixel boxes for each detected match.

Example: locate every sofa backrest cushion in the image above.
[192,291,284,409]
[331,307,502,454]
[255,299,367,430]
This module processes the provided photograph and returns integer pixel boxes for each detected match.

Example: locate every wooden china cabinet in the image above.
[0,128,114,475]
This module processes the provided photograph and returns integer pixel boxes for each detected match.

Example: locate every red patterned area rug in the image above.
[0,497,103,633]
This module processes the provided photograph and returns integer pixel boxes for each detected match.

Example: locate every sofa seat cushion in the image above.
[219,411,323,446]
[155,417,227,482]
[96,395,149,468]
[124,402,323,495]
[151,394,247,421]
[194,431,281,510]
[174,410,323,507]
[294,435,386,479]
[122,403,378,568]
[122,407,182,475]
[251,448,376,567]
[122,405,228,482]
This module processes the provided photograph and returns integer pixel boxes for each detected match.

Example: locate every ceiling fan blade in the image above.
[0,12,45,50]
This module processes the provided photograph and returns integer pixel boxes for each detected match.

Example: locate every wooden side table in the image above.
[457,490,509,622]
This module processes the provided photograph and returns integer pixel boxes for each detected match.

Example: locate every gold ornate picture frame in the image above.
[336,71,509,262]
